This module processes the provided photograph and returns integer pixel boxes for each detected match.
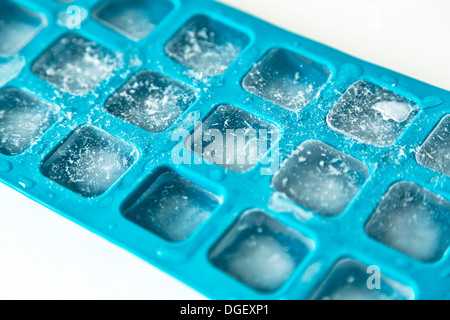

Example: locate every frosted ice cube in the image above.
[0,88,59,156]
[365,182,450,262]
[311,260,413,300]
[272,140,369,217]
[41,126,137,198]
[0,1,46,57]
[242,49,330,111]
[32,34,120,96]
[105,70,197,133]
[416,115,450,176]
[327,81,418,147]
[93,0,173,41]
[165,15,249,77]
[122,171,220,242]
[209,210,312,292]
[186,105,279,173]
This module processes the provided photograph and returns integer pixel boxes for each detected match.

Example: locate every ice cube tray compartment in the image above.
[0,0,449,299]
[272,140,369,217]
[32,33,121,96]
[0,1,46,57]
[242,48,331,111]
[186,104,280,173]
[105,70,198,133]
[41,125,137,198]
[0,88,60,156]
[165,15,250,78]
[92,0,174,41]
[209,210,313,293]
[310,259,414,300]
[122,168,221,242]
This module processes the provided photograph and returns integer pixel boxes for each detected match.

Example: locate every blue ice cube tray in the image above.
[1,0,449,300]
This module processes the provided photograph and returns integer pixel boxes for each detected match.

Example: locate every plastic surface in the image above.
[0,0,449,299]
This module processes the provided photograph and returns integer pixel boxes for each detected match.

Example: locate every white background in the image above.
[0,0,449,299]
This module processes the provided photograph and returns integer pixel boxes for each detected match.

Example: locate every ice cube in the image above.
[122,170,220,242]
[327,81,418,147]
[311,259,413,300]
[32,34,120,96]
[0,54,26,87]
[0,1,46,57]
[105,70,197,133]
[93,0,173,41]
[41,126,137,198]
[186,105,279,173]
[272,140,369,217]
[0,88,59,156]
[165,15,249,77]
[365,182,450,262]
[209,210,312,292]
[242,49,330,111]
[416,115,450,176]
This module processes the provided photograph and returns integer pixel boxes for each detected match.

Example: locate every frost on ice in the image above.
[209,210,311,292]
[311,260,413,300]
[93,0,173,41]
[32,34,121,96]
[365,182,450,262]
[41,126,137,198]
[272,140,369,217]
[122,171,219,242]
[165,15,248,78]
[416,115,450,176]
[327,81,418,147]
[242,49,330,111]
[372,101,417,123]
[105,70,197,133]
[0,88,59,156]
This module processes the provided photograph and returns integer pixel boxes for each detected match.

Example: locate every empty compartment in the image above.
[365,182,450,263]
[0,88,59,156]
[0,1,46,57]
[327,81,418,147]
[122,170,220,242]
[209,210,312,293]
[272,140,369,217]
[242,49,331,111]
[32,34,120,96]
[105,70,197,133]
[93,0,173,41]
[416,115,450,176]
[311,259,413,300]
[186,105,279,173]
[165,15,249,77]
[41,126,137,198]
